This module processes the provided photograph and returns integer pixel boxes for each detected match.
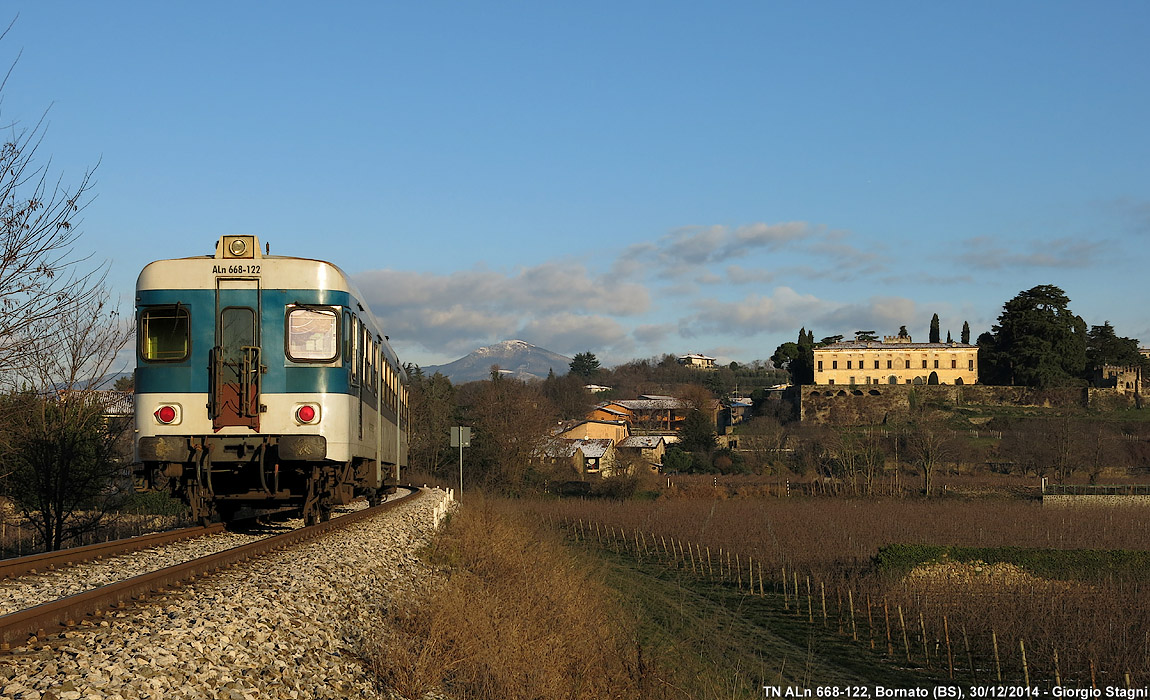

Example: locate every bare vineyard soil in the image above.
[521,497,1150,688]
[586,538,948,697]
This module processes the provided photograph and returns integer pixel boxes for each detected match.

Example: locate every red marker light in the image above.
[155,406,177,424]
[296,405,317,423]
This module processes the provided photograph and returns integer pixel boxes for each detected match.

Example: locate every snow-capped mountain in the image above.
[420,340,572,384]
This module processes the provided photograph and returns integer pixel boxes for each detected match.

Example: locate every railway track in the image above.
[0,523,227,581]
[0,487,421,649]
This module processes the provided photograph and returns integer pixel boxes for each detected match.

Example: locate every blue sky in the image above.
[6,2,1149,368]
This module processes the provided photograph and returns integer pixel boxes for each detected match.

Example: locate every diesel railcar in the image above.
[134,235,408,525]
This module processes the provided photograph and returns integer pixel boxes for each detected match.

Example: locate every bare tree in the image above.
[0,21,102,376]
[457,375,557,492]
[903,419,954,496]
[1,285,132,550]
[405,369,457,478]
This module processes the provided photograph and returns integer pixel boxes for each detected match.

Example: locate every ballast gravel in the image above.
[0,500,368,617]
[0,488,454,700]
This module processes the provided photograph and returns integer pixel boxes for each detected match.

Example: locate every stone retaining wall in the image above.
[798,384,1138,424]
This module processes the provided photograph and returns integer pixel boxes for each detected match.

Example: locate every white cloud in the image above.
[633,323,675,345]
[726,264,775,285]
[813,296,919,334]
[353,260,652,361]
[677,289,937,344]
[352,220,908,366]
[957,236,1103,270]
[616,220,888,284]
[516,313,631,357]
[679,287,833,338]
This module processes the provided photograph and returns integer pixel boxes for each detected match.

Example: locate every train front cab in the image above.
[135,236,405,525]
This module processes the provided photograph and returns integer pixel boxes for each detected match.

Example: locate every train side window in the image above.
[285,307,339,362]
[375,341,382,387]
[361,324,370,383]
[140,305,190,362]
[351,317,361,383]
[342,310,353,364]
[360,324,370,385]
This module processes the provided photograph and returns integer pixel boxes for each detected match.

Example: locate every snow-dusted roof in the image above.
[619,435,665,449]
[576,439,613,459]
[542,437,614,459]
[615,398,688,411]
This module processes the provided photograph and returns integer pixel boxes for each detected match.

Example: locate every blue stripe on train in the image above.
[135,288,359,395]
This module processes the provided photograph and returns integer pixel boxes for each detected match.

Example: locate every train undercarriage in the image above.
[136,435,397,526]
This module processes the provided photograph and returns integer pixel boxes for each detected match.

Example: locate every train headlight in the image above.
[295,404,320,425]
[154,404,181,425]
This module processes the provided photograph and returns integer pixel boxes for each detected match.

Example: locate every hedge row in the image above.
[873,543,1150,582]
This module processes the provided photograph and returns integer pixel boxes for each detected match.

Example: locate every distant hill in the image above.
[421,340,572,384]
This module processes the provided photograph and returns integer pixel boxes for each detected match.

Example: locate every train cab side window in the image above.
[286,308,339,362]
[140,306,190,362]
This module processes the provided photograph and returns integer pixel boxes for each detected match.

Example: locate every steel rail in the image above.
[0,487,423,649]
[0,524,227,581]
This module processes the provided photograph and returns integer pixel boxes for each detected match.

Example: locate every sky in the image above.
[5,2,1149,369]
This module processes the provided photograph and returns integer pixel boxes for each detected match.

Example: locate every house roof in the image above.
[543,440,581,458]
[591,404,631,418]
[556,419,628,439]
[56,390,134,417]
[619,435,665,449]
[575,438,613,459]
[542,437,614,459]
[614,398,688,411]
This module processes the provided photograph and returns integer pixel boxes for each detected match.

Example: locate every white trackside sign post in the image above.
[450,426,471,498]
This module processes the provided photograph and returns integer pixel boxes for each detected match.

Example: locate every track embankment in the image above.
[0,486,455,700]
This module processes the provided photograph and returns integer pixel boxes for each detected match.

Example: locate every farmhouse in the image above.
[677,353,717,370]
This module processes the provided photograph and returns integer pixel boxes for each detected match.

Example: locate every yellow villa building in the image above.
[812,335,978,386]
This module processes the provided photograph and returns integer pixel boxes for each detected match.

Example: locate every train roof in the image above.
[137,236,358,292]
[137,236,403,374]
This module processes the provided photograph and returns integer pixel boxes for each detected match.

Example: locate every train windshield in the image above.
[286,307,339,362]
[140,306,190,362]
